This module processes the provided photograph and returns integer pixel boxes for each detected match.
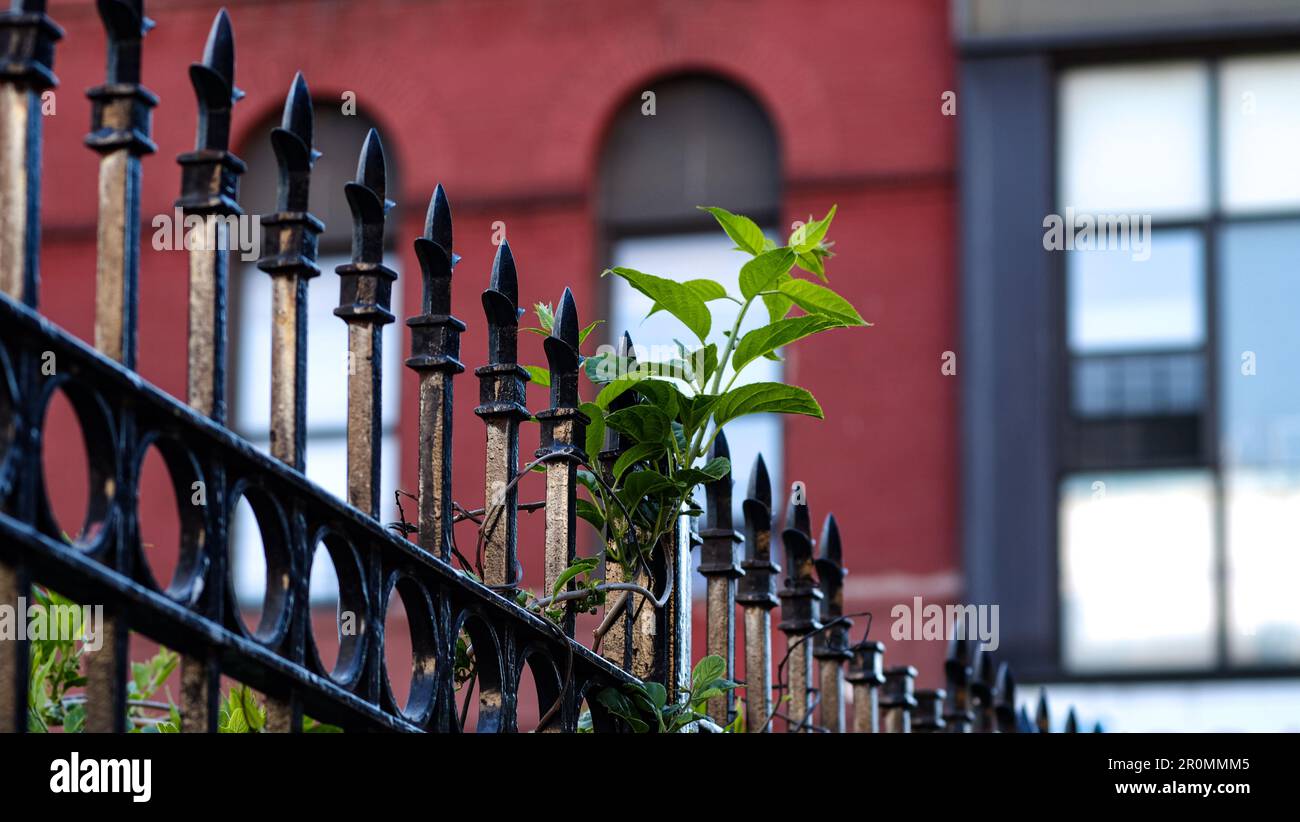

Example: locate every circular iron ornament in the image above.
[0,343,20,497]
[35,378,117,554]
[379,572,439,726]
[305,527,368,688]
[450,609,505,733]
[131,432,209,605]
[516,644,562,733]
[224,480,293,647]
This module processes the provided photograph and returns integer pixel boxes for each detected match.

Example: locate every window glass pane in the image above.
[1220,54,1300,213]
[1067,229,1204,353]
[1059,62,1209,218]
[1218,220,1300,665]
[609,233,783,520]
[234,253,403,434]
[1060,471,1216,672]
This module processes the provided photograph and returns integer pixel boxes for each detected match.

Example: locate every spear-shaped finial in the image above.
[343,128,393,267]
[1016,705,1034,733]
[188,8,241,152]
[1064,706,1079,734]
[1036,688,1051,733]
[738,454,778,607]
[412,185,456,316]
[781,483,817,589]
[814,513,850,654]
[703,431,734,531]
[544,287,581,409]
[481,240,521,364]
[426,183,454,265]
[994,661,1017,733]
[269,71,317,213]
[971,646,997,732]
[96,0,152,85]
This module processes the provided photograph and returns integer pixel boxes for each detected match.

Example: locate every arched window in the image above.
[229,105,404,605]
[599,75,782,514]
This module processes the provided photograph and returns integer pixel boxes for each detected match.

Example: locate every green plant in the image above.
[26,586,342,733]
[525,205,866,621]
[594,654,739,733]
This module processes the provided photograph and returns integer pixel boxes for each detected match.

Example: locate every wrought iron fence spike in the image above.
[1035,688,1051,733]
[994,661,1017,733]
[425,182,454,263]
[746,452,771,512]
[489,239,516,305]
[1064,706,1079,733]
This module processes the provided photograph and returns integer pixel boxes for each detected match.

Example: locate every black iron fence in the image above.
[0,0,1069,733]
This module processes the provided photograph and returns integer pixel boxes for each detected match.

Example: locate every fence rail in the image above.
[0,0,1068,733]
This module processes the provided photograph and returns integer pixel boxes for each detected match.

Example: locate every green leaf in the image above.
[525,365,550,388]
[606,405,671,446]
[732,315,846,373]
[789,204,836,253]
[795,249,827,281]
[579,320,603,344]
[643,681,669,713]
[534,302,555,333]
[699,206,766,255]
[579,401,604,462]
[711,383,823,428]
[613,441,665,481]
[691,655,727,694]
[777,279,867,326]
[575,498,606,532]
[551,556,600,600]
[739,249,796,301]
[682,394,719,432]
[603,267,711,342]
[649,279,730,317]
[616,470,676,512]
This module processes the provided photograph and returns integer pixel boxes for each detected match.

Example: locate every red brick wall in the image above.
[33,0,958,702]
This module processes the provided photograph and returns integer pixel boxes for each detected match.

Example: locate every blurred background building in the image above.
[28,0,1300,730]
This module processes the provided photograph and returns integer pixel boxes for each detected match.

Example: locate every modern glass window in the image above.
[1058,56,1300,673]
[231,108,403,606]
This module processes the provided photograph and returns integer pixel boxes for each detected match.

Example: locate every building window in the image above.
[230,108,403,607]
[598,76,783,519]
[1058,56,1300,673]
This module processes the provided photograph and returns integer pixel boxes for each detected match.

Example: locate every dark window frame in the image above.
[961,26,1300,684]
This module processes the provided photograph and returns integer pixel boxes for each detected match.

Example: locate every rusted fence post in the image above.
[777,483,822,732]
[535,289,587,636]
[258,73,320,473]
[881,665,917,733]
[0,0,60,306]
[698,432,742,725]
[407,184,464,562]
[476,239,528,587]
[80,0,160,735]
[970,647,997,733]
[0,0,60,735]
[336,128,394,518]
[598,333,655,676]
[846,640,885,732]
[943,635,973,732]
[913,688,945,733]
[737,454,777,732]
[813,513,849,733]
[174,9,246,733]
[87,0,155,369]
